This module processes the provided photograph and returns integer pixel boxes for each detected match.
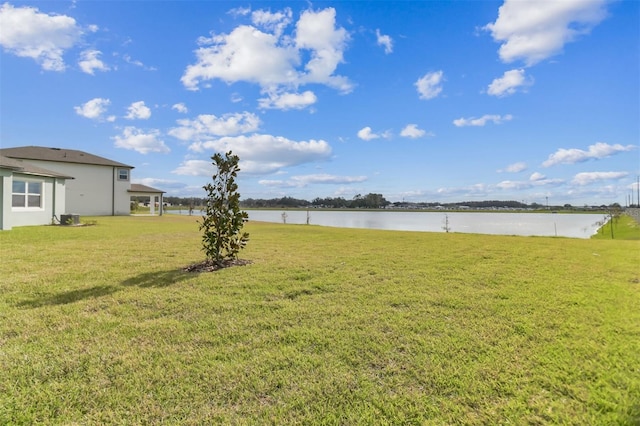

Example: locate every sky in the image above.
[1,0,638,206]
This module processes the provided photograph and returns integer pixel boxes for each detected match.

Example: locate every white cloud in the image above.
[78,49,109,75]
[125,101,151,120]
[542,142,636,167]
[496,176,563,190]
[171,103,188,114]
[251,8,292,37]
[376,29,393,54]
[572,171,628,186]
[499,161,527,173]
[169,112,261,141]
[529,172,546,181]
[258,179,292,187]
[357,127,378,141]
[295,8,351,91]
[487,69,532,97]
[357,126,392,141]
[400,124,426,139]
[453,114,513,127]
[182,25,298,90]
[123,54,143,67]
[74,97,111,120]
[260,174,367,188]
[228,6,251,18]
[171,160,213,177]
[112,127,170,154]
[134,177,187,191]
[485,0,609,66]
[122,54,157,71]
[187,134,332,174]
[415,71,444,100]
[436,184,490,197]
[258,90,317,110]
[0,3,84,71]
[496,180,529,190]
[181,7,352,102]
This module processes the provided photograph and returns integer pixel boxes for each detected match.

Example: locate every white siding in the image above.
[113,171,131,215]
[15,160,131,216]
[53,179,66,218]
[0,169,11,230]
[2,173,66,228]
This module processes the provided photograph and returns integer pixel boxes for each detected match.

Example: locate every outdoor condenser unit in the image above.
[60,214,80,225]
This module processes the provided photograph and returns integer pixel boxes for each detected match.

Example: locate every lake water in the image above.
[173,209,607,239]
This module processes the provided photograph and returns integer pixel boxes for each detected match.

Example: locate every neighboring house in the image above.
[1,146,134,216]
[0,146,163,228]
[0,154,72,230]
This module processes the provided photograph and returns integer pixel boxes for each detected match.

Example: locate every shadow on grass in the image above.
[17,269,193,308]
[17,285,119,308]
[120,269,192,288]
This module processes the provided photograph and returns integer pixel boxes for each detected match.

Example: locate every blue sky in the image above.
[1,0,638,205]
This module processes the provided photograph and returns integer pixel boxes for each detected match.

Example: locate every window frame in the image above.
[12,178,44,211]
[117,168,130,181]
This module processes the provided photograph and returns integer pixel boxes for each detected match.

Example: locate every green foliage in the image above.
[310,193,390,208]
[199,151,249,265]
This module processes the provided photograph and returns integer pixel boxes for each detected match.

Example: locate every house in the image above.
[0,146,165,230]
[0,154,72,230]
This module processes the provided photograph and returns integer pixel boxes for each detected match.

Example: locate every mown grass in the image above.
[592,214,640,240]
[1,215,638,424]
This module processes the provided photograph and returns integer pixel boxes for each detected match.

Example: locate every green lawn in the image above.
[1,215,638,424]
[592,214,640,240]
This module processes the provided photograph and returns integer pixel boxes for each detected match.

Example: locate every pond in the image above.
[172,209,607,239]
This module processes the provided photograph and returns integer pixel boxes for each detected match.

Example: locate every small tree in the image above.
[199,151,249,266]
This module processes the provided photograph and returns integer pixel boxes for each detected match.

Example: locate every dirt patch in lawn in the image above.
[184,259,252,273]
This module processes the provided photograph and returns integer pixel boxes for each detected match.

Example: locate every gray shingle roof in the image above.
[0,155,74,179]
[129,183,166,193]
[0,146,133,168]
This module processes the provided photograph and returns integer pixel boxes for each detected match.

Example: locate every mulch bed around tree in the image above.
[184,259,252,273]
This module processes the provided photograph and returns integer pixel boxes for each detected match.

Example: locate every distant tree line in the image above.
[241,193,391,209]
[162,196,207,207]
[241,196,310,208]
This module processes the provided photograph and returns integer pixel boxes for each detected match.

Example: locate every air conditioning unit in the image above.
[60,214,80,225]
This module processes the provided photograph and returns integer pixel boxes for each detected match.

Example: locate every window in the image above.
[118,168,129,181]
[12,180,42,209]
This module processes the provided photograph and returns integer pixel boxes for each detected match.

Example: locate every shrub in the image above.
[199,151,249,266]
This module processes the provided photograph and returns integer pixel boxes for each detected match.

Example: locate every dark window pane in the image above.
[28,195,41,207]
[12,194,25,207]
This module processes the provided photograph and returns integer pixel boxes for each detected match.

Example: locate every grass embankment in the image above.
[1,216,638,424]
[592,214,640,240]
